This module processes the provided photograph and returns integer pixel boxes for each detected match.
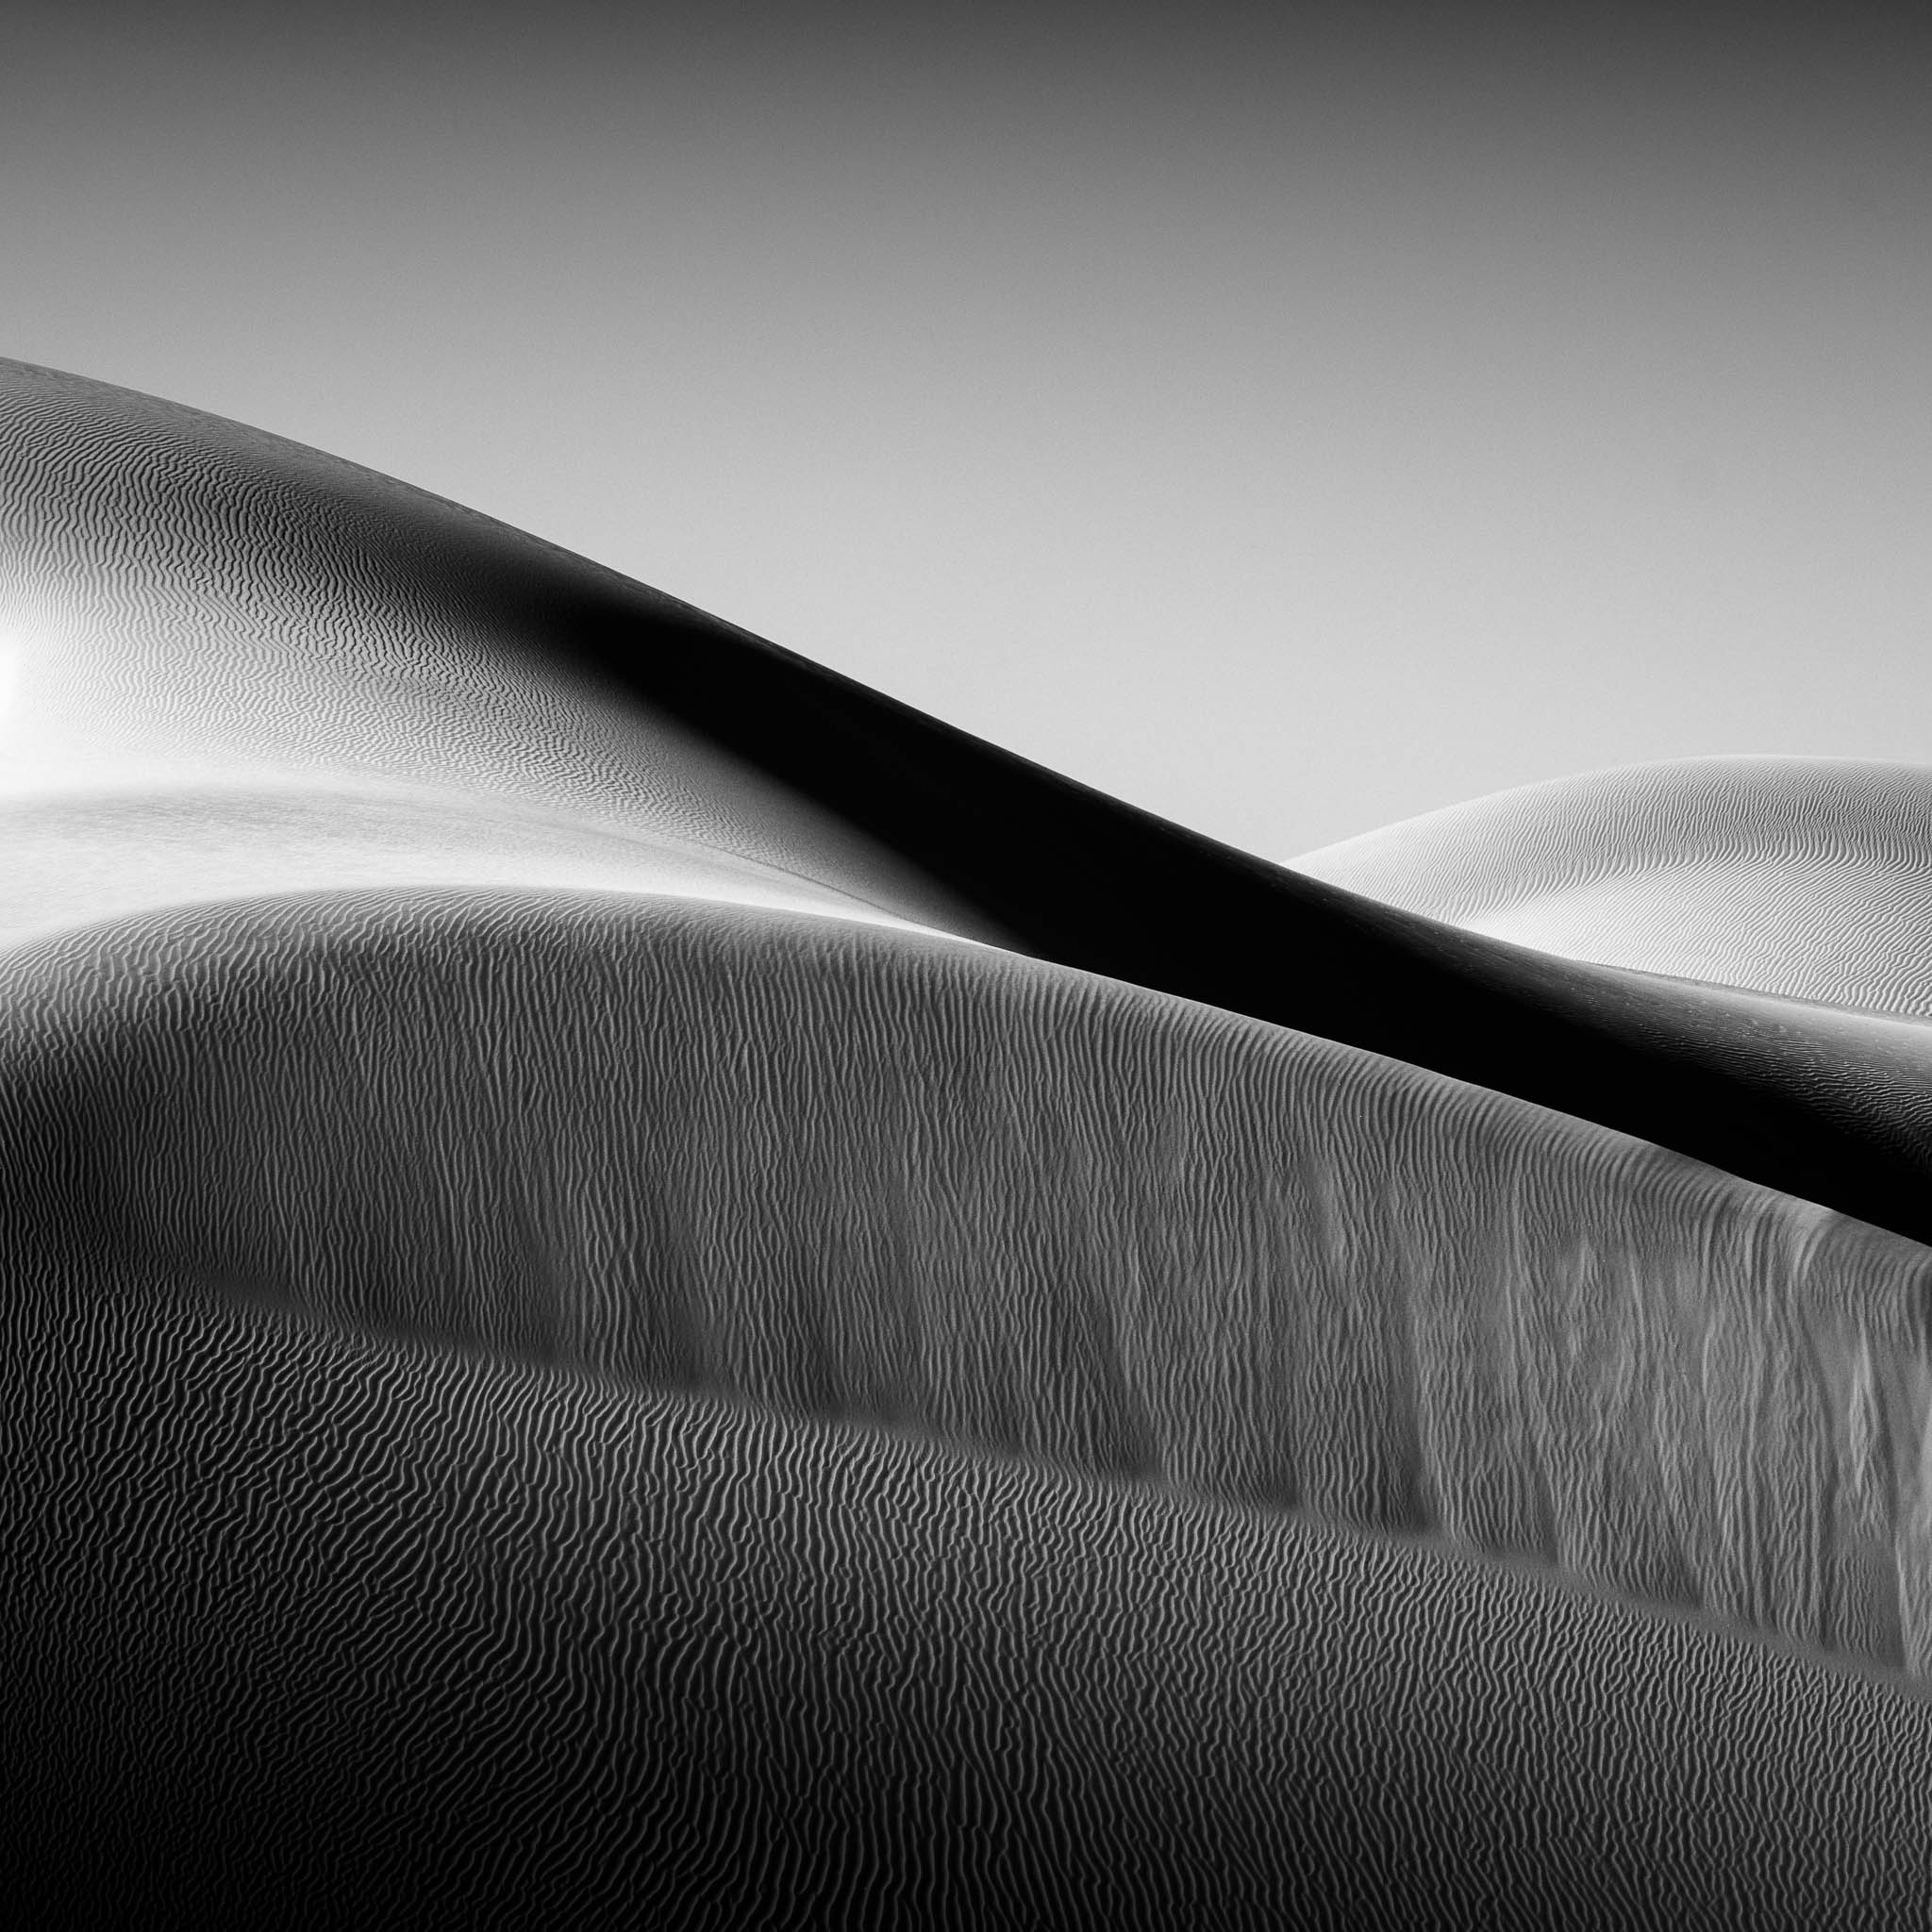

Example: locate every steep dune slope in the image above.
[7,886,1932,1923]
[8,887,1932,1683]
[1294,757,1932,1015]
[8,358,1932,1245]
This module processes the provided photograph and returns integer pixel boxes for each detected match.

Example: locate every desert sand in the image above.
[1295,756,1932,1016]
[4,357,1931,1924]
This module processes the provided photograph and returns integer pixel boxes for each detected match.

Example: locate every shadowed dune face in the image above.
[8,356,1932,1921]
[9,886,1932,1685]
[1294,757,1932,1017]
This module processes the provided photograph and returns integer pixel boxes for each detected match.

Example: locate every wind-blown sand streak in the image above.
[7,886,1932,1683]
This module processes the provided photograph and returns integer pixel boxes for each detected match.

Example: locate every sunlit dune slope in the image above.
[0,361,999,944]
[8,358,1932,1246]
[4,1272,1927,1927]
[8,886,1932,1687]
[1294,757,1932,1016]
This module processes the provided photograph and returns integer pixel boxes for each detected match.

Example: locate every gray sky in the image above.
[5,2,1930,858]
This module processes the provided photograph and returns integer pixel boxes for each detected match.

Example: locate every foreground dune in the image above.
[1294,756,1932,1016]
[8,887,1932,1681]
[8,1268,1929,1926]
[6,887,1932,1920]
[6,357,1932,1921]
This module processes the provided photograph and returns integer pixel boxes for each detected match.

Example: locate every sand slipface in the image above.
[8,884,1932,1689]
[1294,756,1932,1016]
[5,355,1932,1922]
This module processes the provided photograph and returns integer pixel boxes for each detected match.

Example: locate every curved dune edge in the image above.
[8,885,1932,1686]
[0,358,1006,947]
[4,1273,1929,1926]
[12,358,1932,1251]
[0,778,996,954]
[1293,756,1932,1017]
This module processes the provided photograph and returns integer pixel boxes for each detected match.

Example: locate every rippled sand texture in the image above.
[1295,757,1932,1016]
[0,361,996,946]
[5,357,1932,1924]
[11,888,1932,1680]
[8,1272,1931,1927]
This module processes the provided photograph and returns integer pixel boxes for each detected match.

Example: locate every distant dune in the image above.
[5,358,1932,1923]
[1295,756,1932,1016]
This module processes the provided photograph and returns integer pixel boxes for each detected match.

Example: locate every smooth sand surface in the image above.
[0,779,967,952]
[1294,756,1932,1016]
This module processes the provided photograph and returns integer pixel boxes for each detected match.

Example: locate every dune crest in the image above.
[10,356,1932,1247]
[0,360,999,944]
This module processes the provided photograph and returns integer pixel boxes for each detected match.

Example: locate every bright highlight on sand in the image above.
[0,622,22,733]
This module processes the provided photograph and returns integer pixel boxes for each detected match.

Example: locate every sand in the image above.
[1295,755,1932,1016]
[6,356,1932,1923]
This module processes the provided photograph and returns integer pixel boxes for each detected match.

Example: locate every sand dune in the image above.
[8,884,1932,1685]
[12,358,1932,1245]
[1294,756,1932,1016]
[7,356,1932,1921]
[0,361,1000,946]
[0,778,974,953]
[6,1270,1927,1926]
